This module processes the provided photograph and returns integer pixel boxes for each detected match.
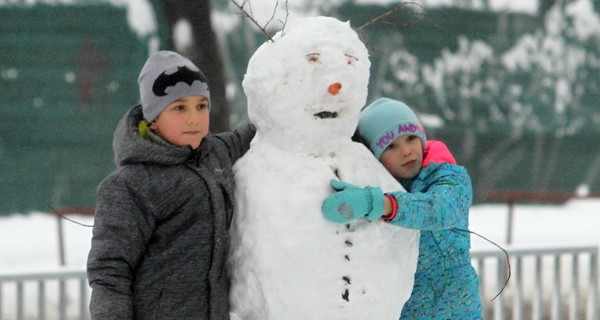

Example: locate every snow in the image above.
[215,0,541,43]
[173,18,194,52]
[1,200,598,271]
[0,0,158,39]
[567,0,600,41]
[124,0,157,38]
[0,213,93,272]
[0,201,597,319]
[228,16,419,319]
[470,199,600,249]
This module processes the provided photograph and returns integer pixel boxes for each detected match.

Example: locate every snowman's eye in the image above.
[306,53,320,63]
[345,54,359,65]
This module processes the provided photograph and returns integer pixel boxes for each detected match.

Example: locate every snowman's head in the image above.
[243,16,370,148]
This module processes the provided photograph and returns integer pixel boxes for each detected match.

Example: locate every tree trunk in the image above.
[159,0,231,133]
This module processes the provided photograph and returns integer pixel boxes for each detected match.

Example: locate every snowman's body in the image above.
[229,16,419,320]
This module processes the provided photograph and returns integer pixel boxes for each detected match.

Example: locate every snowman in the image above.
[229,16,419,319]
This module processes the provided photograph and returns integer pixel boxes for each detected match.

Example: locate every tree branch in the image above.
[356,2,413,31]
[230,0,289,42]
[355,1,446,38]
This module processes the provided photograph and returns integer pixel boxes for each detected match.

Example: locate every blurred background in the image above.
[1,0,600,215]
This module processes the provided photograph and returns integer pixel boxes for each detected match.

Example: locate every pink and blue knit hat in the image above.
[358,98,426,159]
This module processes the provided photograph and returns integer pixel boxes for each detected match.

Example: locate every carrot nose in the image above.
[328,82,342,95]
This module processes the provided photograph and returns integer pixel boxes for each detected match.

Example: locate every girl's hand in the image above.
[321,180,385,223]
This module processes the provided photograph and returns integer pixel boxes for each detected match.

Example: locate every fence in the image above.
[473,245,599,320]
[0,268,89,320]
[0,245,597,319]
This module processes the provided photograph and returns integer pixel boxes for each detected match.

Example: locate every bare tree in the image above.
[159,0,231,133]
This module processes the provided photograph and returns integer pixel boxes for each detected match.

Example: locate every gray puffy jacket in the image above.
[87,105,254,319]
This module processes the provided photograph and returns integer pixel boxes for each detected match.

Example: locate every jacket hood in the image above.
[113,105,198,167]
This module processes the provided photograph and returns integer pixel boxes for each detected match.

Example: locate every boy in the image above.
[87,51,254,319]
[321,97,482,319]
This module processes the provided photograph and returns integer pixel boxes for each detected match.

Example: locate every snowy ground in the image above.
[2,199,599,272]
[0,199,598,319]
[470,198,600,249]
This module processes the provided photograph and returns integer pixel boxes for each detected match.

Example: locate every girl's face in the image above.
[150,95,210,149]
[379,135,423,180]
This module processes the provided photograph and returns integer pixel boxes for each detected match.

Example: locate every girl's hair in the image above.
[352,129,369,148]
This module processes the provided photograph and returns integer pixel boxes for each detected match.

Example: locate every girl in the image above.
[321,97,482,319]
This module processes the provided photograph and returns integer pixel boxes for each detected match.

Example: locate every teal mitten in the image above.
[321,179,385,223]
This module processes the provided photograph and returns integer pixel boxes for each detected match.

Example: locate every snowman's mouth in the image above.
[314,111,338,119]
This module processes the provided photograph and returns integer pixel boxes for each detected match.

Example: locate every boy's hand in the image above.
[321,180,385,223]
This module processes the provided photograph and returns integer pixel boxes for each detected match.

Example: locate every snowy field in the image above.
[2,199,599,272]
[0,199,599,319]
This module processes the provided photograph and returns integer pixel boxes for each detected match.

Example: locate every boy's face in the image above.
[149,95,210,149]
[379,135,423,180]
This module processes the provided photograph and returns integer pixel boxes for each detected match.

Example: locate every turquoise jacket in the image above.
[387,141,482,319]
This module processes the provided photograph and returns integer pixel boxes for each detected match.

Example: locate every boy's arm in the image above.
[87,174,153,319]
[386,164,473,230]
[214,123,256,161]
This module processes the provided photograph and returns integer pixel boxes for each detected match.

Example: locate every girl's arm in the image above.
[385,163,473,230]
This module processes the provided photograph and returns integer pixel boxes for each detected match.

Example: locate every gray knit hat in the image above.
[138,51,210,122]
